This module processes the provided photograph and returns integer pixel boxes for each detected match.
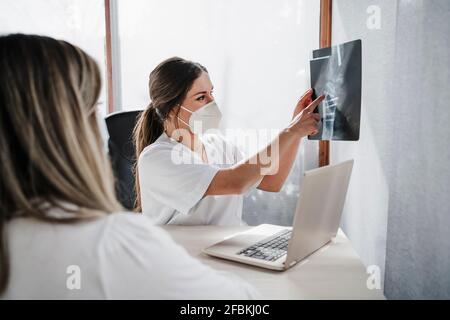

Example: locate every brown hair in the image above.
[0,34,122,293]
[133,57,207,212]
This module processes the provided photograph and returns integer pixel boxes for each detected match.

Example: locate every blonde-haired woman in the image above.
[0,34,259,299]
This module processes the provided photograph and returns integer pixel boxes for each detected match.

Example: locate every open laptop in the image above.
[203,159,354,271]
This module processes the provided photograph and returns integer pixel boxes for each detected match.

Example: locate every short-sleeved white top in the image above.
[2,208,260,299]
[138,132,251,226]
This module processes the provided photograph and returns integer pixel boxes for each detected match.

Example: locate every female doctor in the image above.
[134,57,324,226]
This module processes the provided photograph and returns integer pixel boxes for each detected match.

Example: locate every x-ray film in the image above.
[308,39,362,141]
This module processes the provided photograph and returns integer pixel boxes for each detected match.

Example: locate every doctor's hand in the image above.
[286,94,324,138]
[292,89,314,120]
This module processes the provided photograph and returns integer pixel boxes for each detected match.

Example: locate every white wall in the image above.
[332,0,450,299]
[331,0,397,290]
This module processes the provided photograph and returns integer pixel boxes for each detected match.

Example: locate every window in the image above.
[0,0,108,116]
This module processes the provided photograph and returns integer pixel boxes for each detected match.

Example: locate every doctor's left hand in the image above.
[292,89,314,120]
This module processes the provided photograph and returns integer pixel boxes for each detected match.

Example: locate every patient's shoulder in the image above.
[101,212,172,247]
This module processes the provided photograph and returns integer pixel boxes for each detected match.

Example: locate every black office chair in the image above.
[105,110,142,210]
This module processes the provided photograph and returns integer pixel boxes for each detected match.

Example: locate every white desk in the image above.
[162,226,385,300]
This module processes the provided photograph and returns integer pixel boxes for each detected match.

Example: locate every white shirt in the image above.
[2,208,260,300]
[138,132,249,226]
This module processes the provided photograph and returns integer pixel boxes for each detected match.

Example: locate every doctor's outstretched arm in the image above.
[257,89,315,192]
[205,93,324,196]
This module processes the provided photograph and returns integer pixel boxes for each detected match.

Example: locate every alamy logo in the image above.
[366,5,382,30]
[66,265,81,290]
[170,127,280,175]
[366,265,381,290]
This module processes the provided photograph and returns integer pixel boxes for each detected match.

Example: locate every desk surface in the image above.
[162,226,385,300]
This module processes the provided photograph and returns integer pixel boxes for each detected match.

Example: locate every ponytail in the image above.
[133,103,164,212]
[134,103,164,152]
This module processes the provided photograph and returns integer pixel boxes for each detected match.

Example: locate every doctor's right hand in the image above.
[286,94,324,138]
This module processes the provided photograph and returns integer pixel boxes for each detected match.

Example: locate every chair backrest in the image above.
[105,110,142,210]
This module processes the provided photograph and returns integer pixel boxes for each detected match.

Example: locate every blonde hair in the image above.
[0,34,123,293]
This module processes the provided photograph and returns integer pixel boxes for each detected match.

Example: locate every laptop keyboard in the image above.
[237,229,291,262]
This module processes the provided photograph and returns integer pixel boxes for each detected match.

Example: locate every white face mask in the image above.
[177,100,222,134]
